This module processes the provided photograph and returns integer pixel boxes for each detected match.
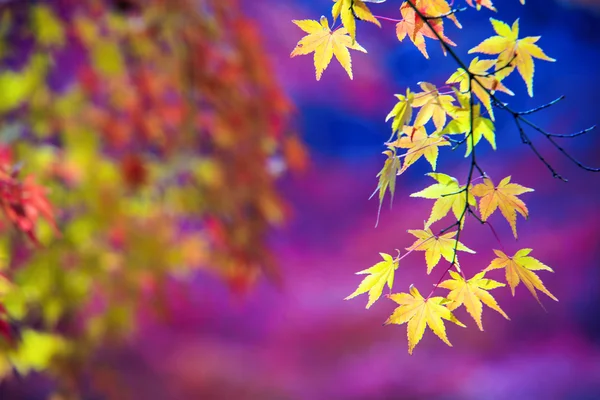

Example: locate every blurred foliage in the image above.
[0,0,306,396]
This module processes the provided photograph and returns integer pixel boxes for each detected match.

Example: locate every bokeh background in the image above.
[2,0,600,399]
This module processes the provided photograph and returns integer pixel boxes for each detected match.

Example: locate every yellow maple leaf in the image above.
[439,270,509,330]
[385,285,465,354]
[332,0,381,44]
[410,173,476,228]
[421,0,462,28]
[412,82,456,131]
[388,126,450,172]
[385,88,414,139]
[485,249,558,303]
[446,57,514,120]
[471,176,533,238]
[345,252,399,308]
[371,146,401,226]
[468,18,555,97]
[442,90,496,157]
[290,16,367,81]
[406,227,475,274]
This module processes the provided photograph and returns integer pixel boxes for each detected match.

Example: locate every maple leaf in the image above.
[388,126,450,172]
[406,227,475,274]
[419,0,462,29]
[411,173,476,228]
[290,16,367,81]
[465,0,496,11]
[439,270,509,330]
[485,249,558,303]
[0,174,59,245]
[395,1,457,59]
[442,90,496,157]
[471,176,534,238]
[385,88,414,139]
[345,252,399,308]
[468,18,555,97]
[412,82,455,131]
[332,0,381,44]
[446,57,514,120]
[370,146,401,226]
[385,285,465,354]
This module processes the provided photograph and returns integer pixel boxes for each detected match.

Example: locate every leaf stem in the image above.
[373,15,403,23]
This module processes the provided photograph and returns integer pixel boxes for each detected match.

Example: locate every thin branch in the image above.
[516,95,565,115]
[519,118,600,172]
[544,125,596,138]
[513,116,567,181]
[467,207,505,252]
[396,235,435,263]
[472,53,517,78]
[423,7,467,20]
[404,0,599,178]
[428,78,479,298]
[439,220,460,235]
[441,187,466,197]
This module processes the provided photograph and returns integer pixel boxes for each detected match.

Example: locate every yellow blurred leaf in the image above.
[0,55,47,112]
[43,298,64,327]
[91,41,125,77]
[31,5,65,47]
[9,330,67,374]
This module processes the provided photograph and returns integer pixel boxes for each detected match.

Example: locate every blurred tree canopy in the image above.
[0,0,305,396]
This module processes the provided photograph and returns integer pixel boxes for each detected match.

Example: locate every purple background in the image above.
[127,1,600,398]
[3,0,600,399]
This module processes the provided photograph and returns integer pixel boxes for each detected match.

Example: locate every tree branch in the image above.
[404,0,598,179]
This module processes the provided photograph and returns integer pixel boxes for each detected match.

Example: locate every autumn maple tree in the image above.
[0,0,305,395]
[291,0,598,354]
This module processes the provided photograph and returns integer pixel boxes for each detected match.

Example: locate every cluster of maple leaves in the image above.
[0,0,306,392]
[291,0,562,354]
[0,147,57,247]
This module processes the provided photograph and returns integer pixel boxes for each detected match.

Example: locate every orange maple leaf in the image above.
[395,1,456,59]
[465,0,496,11]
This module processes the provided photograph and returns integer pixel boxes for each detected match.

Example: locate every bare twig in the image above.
[404,0,598,179]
